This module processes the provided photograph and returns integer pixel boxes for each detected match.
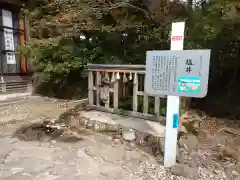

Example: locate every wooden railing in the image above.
[87,64,166,122]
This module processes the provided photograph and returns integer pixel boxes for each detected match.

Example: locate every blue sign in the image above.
[178,76,200,94]
[172,114,179,129]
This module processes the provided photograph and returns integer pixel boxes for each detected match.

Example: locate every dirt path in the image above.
[0,96,180,180]
[0,96,76,124]
[0,96,236,180]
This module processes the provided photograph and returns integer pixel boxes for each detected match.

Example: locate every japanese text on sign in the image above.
[145,50,211,98]
[151,55,177,93]
[185,59,194,73]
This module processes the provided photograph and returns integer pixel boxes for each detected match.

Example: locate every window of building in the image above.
[0,7,27,75]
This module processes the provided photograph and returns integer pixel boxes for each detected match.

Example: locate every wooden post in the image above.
[143,93,149,114]
[104,72,110,108]
[113,80,119,109]
[88,71,93,105]
[132,72,138,112]
[105,87,110,108]
[24,15,30,41]
[154,96,160,116]
[2,83,6,93]
[96,71,101,106]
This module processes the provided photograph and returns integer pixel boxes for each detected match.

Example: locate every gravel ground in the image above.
[0,96,237,180]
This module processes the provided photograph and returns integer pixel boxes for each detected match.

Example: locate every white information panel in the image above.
[145,50,211,98]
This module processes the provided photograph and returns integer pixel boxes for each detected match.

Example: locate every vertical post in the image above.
[113,79,119,109]
[142,74,149,114]
[24,15,30,42]
[105,88,110,108]
[123,84,126,98]
[24,15,31,72]
[27,81,33,93]
[19,14,27,73]
[164,22,185,167]
[2,84,6,92]
[104,72,110,108]
[154,96,160,116]
[88,70,94,105]
[143,93,149,114]
[1,77,6,93]
[96,71,101,106]
[132,72,138,112]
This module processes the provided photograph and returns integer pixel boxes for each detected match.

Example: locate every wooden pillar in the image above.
[24,15,30,42]
[88,71,93,105]
[132,72,138,112]
[19,14,27,73]
[154,96,160,116]
[96,71,101,106]
[113,79,119,109]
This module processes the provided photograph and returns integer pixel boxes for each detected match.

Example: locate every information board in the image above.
[145,50,211,98]
[2,9,16,65]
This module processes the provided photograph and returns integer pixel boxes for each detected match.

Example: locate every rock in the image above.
[105,123,119,132]
[69,116,79,127]
[112,138,122,147]
[232,150,240,161]
[93,121,106,132]
[78,116,89,126]
[158,137,165,151]
[176,150,186,164]
[179,125,187,135]
[86,120,94,129]
[11,167,25,174]
[183,120,200,135]
[178,125,187,139]
[51,140,57,144]
[124,142,136,151]
[178,134,198,153]
[196,130,209,142]
[213,169,227,179]
[232,171,239,176]
[135,131,145,145]
[221,171,227,179]
[213,169,222,174]
[170,163,196,179]
[213,162,225,171]
[122,128,136,142]
[234,163,240,173]
[220,144,240,161]
[191,153,213,168]
[145,136,164,157]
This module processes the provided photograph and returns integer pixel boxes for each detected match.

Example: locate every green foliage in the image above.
[22,0,240,100]
[23,0,187,65]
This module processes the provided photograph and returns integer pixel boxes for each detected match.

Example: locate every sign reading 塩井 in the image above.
[144,22,211,168]
[145,50,211,98]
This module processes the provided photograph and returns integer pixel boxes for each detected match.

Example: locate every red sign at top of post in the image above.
[171,36,183,41]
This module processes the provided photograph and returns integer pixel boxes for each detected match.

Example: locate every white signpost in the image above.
[162,22,183,167]
[144,22,211,167]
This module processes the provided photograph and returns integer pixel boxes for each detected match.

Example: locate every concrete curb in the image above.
[0,92,32,101]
